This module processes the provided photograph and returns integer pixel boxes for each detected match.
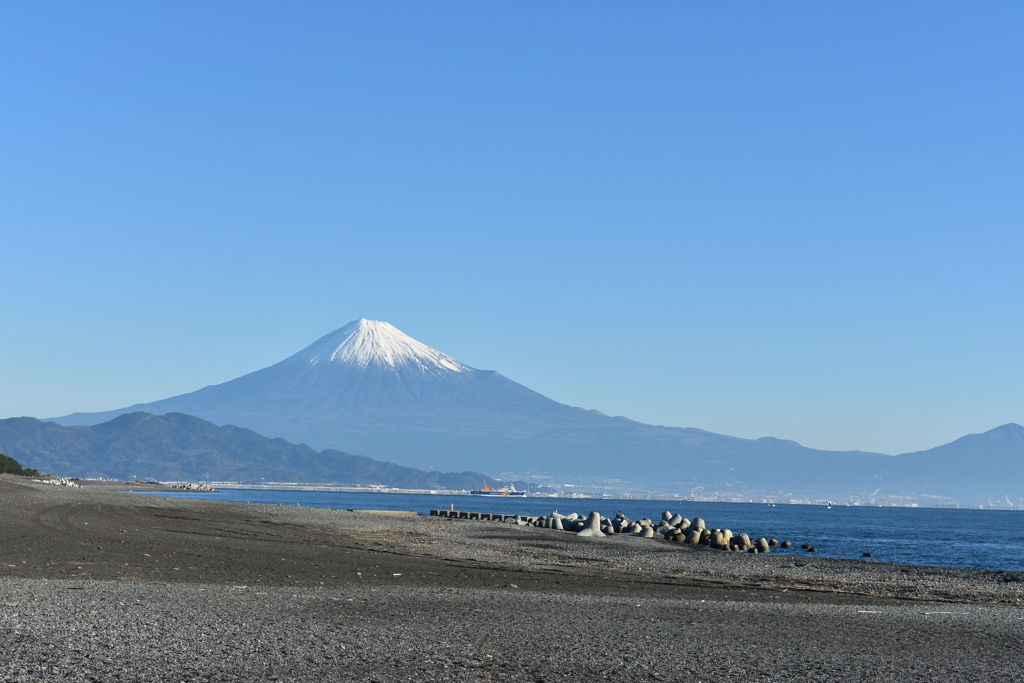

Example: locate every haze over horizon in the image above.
[2,3,1022,456]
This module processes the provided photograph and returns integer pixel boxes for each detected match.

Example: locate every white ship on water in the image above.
[469,485,527,497]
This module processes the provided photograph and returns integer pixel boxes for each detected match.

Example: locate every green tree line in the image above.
[0,453,40,476]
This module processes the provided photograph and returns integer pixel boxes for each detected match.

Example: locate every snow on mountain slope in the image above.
[288,319,469,374]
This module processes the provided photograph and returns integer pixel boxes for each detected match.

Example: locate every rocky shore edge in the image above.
[3,476,1020,606]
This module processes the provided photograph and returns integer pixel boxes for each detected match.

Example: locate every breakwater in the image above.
[433,508,808,553]
[431,509,541,523]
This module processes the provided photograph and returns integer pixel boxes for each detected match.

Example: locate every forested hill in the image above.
[0,412,502,489]
[0,453,40,476]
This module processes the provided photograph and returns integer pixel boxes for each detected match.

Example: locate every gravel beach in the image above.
[2,477,1023,682]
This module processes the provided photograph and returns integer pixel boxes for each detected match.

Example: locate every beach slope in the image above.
[1,478,1022,682]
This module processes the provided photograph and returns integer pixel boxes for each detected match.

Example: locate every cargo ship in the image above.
[469,485,527,497]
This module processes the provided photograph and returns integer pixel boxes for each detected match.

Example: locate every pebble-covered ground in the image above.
[2,477,1023,682]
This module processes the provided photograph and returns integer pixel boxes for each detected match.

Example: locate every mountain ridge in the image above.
[5,412,1022,506]
[45,320,1024,505]
[0,412,507,488]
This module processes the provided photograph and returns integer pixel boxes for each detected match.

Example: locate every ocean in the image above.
[132,489,1024,573]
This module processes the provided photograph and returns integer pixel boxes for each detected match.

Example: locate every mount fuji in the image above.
[48,319,1024,504]
[53,319,653,473]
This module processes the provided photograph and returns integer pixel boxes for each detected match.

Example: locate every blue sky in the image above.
[2,2,1021,455]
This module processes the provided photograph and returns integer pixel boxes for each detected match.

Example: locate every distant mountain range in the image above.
[882,423,1024,505]
[0,412,505,489]
[39,319,1024,506]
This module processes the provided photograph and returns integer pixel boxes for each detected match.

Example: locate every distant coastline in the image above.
[140,479,1018,510]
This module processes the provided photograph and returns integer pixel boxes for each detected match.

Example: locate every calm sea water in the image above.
[132,490,1024,572]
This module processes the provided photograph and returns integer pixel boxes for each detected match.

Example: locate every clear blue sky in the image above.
[2,2,1021,455]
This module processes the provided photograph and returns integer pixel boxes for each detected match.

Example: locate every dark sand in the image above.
[2,476,1023,681]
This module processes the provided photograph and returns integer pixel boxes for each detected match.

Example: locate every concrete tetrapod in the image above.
[576,511,606,538]
[655,523,675,538]
[464,505,799,556]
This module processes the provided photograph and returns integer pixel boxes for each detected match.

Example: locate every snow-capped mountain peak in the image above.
[287,319,470,373]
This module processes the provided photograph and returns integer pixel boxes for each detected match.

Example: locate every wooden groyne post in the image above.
[430,509,539,523]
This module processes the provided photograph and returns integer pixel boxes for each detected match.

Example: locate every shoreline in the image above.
[35,475,998,509]
[2,478,1023,681]
[87,478,1005,508]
